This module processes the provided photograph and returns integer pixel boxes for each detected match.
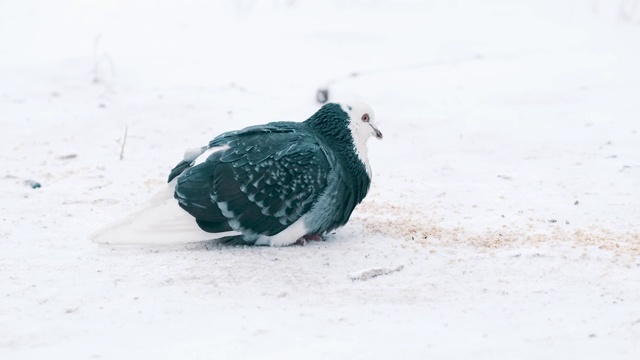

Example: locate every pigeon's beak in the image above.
[371,125,383,140]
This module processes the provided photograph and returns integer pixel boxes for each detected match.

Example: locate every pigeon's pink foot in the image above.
[293,234,323,246]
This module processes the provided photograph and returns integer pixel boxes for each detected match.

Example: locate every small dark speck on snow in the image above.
[58,154,77,160]
[25,180,41,189]
[316,88,329,103]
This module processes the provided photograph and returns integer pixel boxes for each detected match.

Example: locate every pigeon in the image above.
[91,101,382,246]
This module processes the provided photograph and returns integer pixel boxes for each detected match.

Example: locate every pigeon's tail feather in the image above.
[91,184,240,246]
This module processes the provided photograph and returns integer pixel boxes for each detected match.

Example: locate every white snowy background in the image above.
[1,0,639,358]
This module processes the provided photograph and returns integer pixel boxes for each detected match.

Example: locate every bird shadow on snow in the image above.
[111,232,347,253]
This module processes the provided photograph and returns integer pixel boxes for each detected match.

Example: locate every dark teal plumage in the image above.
[167,103,371,245]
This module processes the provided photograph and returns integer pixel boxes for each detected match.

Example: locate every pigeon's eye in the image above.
[361,114,370,123]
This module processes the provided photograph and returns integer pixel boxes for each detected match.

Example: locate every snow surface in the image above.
[1,0,639,359]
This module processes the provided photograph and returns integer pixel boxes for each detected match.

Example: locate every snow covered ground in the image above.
[1,0,639,358]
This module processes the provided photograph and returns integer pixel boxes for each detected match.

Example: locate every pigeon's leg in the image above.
[293,234,323,246]
[304,234,322,241]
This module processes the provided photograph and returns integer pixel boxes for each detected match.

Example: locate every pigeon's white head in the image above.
[340,101,382,177]
[340,101,383,143]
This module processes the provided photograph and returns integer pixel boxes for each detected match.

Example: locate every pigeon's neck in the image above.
[304,105,371,202]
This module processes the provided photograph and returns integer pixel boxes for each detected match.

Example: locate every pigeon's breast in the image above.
[302,169,346,234]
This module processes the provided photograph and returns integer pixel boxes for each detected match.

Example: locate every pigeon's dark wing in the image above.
[172,123,332,238]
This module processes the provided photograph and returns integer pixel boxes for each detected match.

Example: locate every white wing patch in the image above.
[254,215,309,246]
[192,145,230,166]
